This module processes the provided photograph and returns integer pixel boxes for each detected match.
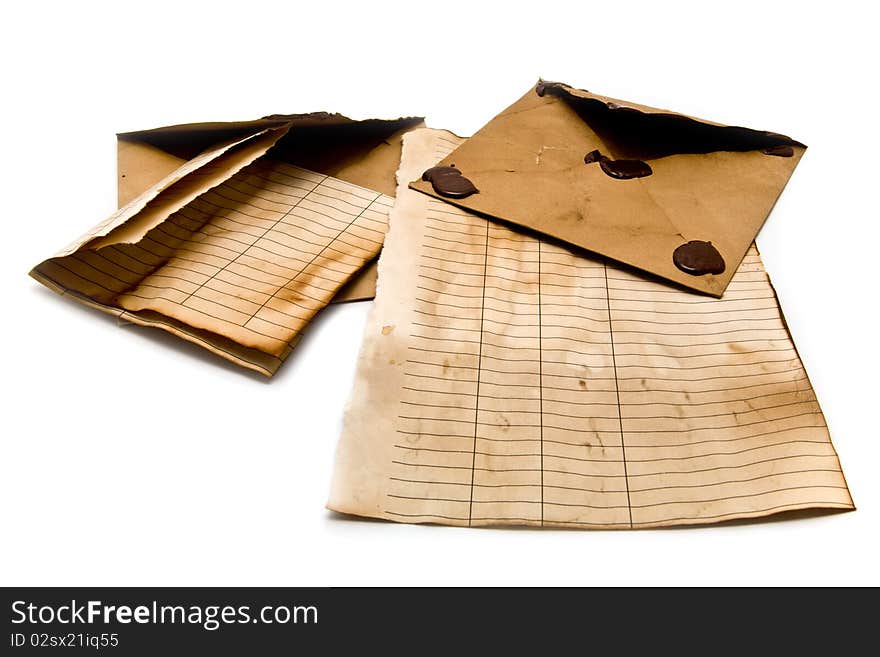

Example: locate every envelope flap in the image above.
[118,112,341,159]
[410,82,805,296]
[119,113,423,164]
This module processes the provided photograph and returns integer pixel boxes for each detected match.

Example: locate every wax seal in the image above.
[535,80,567,97]
[672,240,726,276]
[583,149,603,164]
[421,164,479,199]
[762,145,794,157]
[584,149,653,180]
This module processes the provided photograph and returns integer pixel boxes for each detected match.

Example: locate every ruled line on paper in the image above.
[109,159,391,353]
[603,260,634,527]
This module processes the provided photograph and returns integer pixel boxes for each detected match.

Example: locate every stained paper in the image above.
[329,129,853,528]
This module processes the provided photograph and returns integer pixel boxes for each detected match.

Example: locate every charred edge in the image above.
[536,80,805,159]
[121,116,425,162]
[260,111,341,121]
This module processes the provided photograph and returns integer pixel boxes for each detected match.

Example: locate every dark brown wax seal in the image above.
[762,144,794,157]
[535,80,568,97]
[673,240,726,276]
[583,149,653,179]
[583,149,603,164]
[535,81,554,96]
[600,158,653,179]
[421,164,479,199]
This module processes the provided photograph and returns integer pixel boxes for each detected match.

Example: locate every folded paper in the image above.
[117,113,425,303]
[31,113,423,376]
[410,81,805,297]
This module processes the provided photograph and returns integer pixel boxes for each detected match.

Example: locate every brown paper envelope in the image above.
[118,112,424,302]
[410,81,805,297]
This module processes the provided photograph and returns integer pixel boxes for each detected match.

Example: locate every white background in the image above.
[1,1,878,586]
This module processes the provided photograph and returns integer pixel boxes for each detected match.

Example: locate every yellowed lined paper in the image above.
[32,152,392,374]
[115,159,391,356]
[328,128,853,529]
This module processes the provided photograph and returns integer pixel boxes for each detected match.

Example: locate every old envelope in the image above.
[31,112,422,376]
[117,113,425,302]
[410,81,805,297]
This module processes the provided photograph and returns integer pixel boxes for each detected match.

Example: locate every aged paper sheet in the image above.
[113,159,391,356]
[32,134,392,375]
[329,128,853,528]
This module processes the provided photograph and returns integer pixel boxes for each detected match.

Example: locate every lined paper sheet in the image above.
[115,159,391,356]
[328,128,853,529]
[32,149,392,374]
